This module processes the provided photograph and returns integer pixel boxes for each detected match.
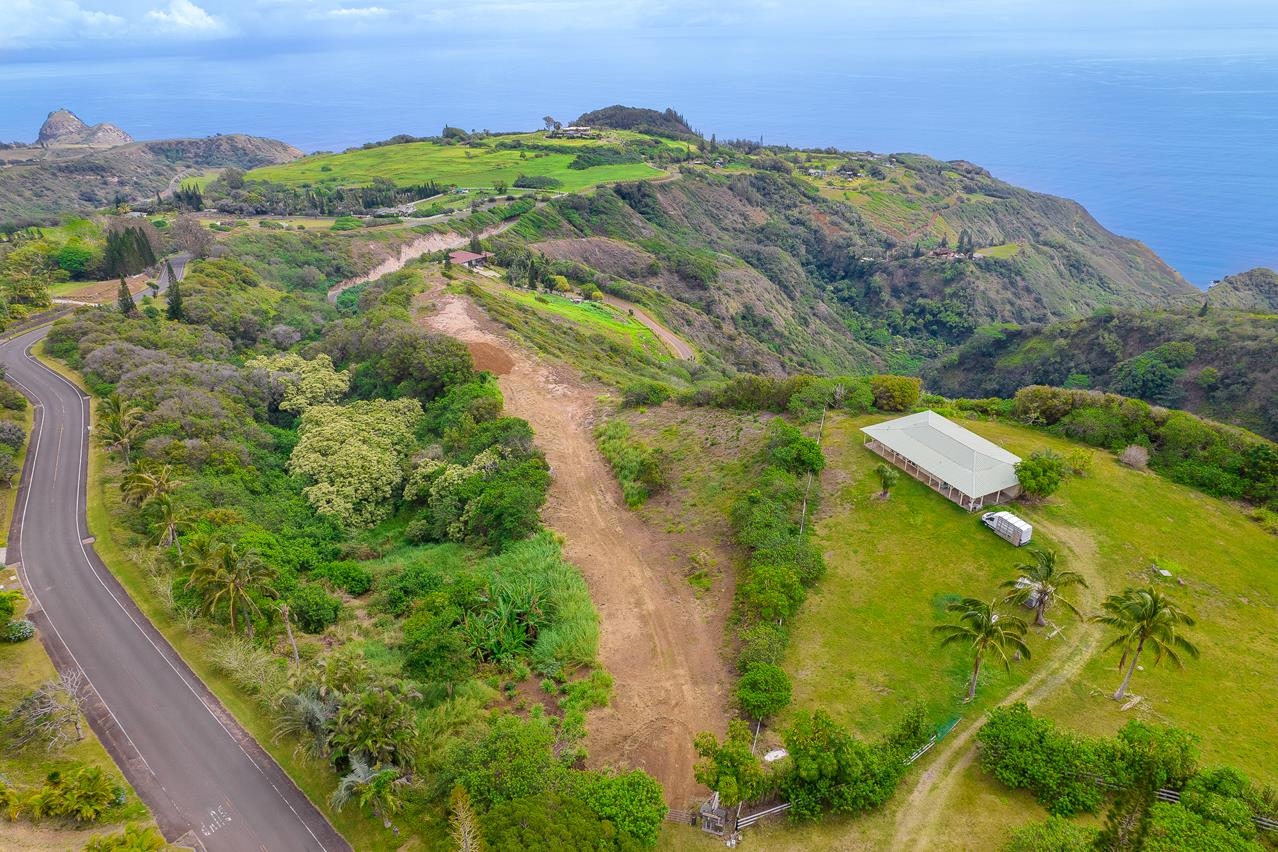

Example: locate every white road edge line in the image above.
[14,339,331,852]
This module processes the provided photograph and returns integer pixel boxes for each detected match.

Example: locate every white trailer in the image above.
[981,511,1032,546]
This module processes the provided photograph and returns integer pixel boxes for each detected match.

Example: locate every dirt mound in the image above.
[416,290,729,806]
[466,341,515,374]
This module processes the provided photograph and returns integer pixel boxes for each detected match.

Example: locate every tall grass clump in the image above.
[595,420,666,507]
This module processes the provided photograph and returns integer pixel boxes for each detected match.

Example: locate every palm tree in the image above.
[1092,586,1199,701]
[875,462,900,498]
[95,394,143,463]
[329,757,406,830]
[121,459,181,507]
[146,493,188,555]
[1001,548,1089,627]
[933,597,1031,701]
[184,543,276,635]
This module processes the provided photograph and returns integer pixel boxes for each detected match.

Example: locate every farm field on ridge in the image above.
[248,130,675,192]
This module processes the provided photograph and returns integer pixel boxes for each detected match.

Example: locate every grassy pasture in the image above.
[772,412,1278,848]
[248,132,667,193]
[978,242,1021,258]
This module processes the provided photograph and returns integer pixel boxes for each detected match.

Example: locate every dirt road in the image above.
[601,294,695,360]
[890,520,1105,850]
[325,222,511,303]
[416,290,728,806]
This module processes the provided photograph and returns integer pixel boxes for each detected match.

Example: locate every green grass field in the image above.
[978,242,1022,259]
[771,412,1278,848]
[249,131,669,193]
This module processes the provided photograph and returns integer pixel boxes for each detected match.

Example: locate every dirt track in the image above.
[416,290,728,806]
[890,519,1105,850]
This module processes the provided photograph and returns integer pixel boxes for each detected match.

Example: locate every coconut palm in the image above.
[95,394,143,463]
[1092,586,1199,701]
[121,459,181,507]
[933,597,1031,701]
[329,757,406,830]
[1002,548,1089,627]
[184,543,276,635]
[875,462,900,498]
[146,493,189,554]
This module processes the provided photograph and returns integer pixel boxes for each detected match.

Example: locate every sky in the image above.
[4,0,1278,57]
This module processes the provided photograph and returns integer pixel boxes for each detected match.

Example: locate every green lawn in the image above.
[497,287,668,356]
[249,131,667,193]
[978,242,1021,259]
[773,412,1278,848]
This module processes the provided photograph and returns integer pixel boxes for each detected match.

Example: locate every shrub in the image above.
[575,769,667,846]
[1015,450,1067,500]
[0,381,28,411]
[870,375,922,411]
[595,420,666,507]
[513,174,562,189]
[620,380,672,409]
[330,216,363,231]
[25,766,122,822]
[0,420,25,450]
[1120,444,1150,470]
[976,703,1105,816]
[316,560,374,596]
[3,618,35,642]
[736,663,792,720]
[289,584,342,633]
[1063,448,1095,476]
[736,622,789,672]
[85,824,167,851]
[0,590,19,621]
[766,419,824,475]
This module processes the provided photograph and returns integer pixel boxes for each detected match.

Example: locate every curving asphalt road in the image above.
[1,324,348,852]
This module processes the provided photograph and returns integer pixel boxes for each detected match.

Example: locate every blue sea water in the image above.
[1,37,1275,286]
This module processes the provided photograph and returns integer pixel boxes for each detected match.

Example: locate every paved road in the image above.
[154,252,191,295]
[1,325,348,852]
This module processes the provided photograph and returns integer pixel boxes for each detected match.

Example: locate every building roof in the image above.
[862,410,1021,499]
[448,250,489,264]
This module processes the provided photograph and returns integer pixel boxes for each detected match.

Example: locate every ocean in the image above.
[2,37,1275,287]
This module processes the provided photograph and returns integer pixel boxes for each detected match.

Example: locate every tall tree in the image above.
[874,462,900,498]
[1092,586,1199,701]
[185,543,277,635]
[116,278,136,315]
[147,493,188,554]
[933,598,1031,701]
[1002,548,1088,627]
[166,278,184,321]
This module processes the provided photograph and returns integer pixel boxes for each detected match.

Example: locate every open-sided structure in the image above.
[861,410,1022,510]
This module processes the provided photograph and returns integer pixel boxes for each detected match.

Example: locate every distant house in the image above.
[861,410,1022,511]
[448,250,492,268]
[550,125,599,140]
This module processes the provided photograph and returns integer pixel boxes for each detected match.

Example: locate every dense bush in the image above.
[620,380,672,408]
[0,420,26,449]
[3,619,35,642]
[870,375,922,411]
[736,663,792,720]
[289,584,342,633]
[512,174,562,189]
[1011,385,1278,508]
[765,419,824,475]
[1015,449,1068,500]
[976,703,1105,816]
[1002,816,1098,852]
[316,560,373,596]
[0,381,29,411]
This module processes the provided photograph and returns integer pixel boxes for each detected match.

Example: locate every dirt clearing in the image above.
[415,288,729,806]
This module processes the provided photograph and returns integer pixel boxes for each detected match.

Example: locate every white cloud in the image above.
[328,6,390,17]
[0,0,125,48]
[145,0,224,32]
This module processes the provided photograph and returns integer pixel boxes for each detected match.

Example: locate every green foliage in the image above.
[289,398,423,528]
[3,619,36,642]
[450,714,560,809]
[1093,586,1200,700]
[83,823,167,851]
[976,703,1106,816]
[766,419,824,475]
[1002,816,1099,852]
[331,216,363,231]
[24,766,123,823]
[736,663,792,720]
[247,352,351,414]
[780,709,908,820]
[620,380,672,408]
[0,590,20,621]
[574,769,667,847]
[870,375,922,411]
[595,420,666,507]
[693,720,767,808]
[326,679,421,770]
[315,560,373,596]
[874,462,900,496]
[481,791,642,851]
[1144,803,1265,852]
[289,584,342,633]
[1015,449,1068,499]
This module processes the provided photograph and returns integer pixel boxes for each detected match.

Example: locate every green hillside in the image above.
[247,130,680,192]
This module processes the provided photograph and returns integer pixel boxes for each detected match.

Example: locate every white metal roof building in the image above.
[861,410,1022,510]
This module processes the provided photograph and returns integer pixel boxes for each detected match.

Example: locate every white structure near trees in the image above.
[861,410,1022,510]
